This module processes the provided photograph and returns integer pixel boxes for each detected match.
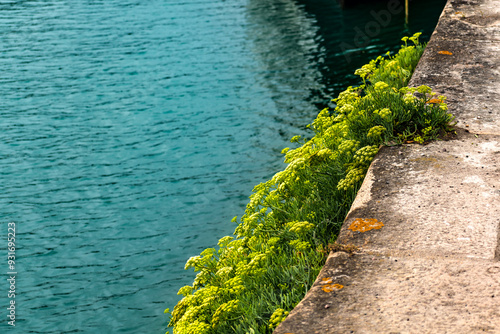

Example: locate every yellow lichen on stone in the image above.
[438,50,453,55]
[322,284,344,292]
[348,218,384,233]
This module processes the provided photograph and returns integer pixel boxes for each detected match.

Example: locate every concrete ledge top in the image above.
[275,0,500,333]
[410,0,500,134]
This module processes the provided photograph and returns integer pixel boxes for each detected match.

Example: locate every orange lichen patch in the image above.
[427,98,443,104]
[321,277,334,284]
[438,51,453,55]
[348,218,384,233]
[322,284,344,292]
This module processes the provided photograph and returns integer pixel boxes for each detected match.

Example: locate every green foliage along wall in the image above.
[166,33,454,334]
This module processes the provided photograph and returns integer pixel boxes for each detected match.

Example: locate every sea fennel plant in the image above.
[166,33,454,334]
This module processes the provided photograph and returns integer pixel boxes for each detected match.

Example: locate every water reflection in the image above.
[298,0,447,94]
[246,0,329,131]
[247,0,448,108]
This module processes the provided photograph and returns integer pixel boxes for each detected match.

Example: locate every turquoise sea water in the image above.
[0,0,445,332]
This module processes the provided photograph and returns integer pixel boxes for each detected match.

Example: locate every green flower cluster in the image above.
[353,145,379,166]
[287,221,315,234]
[238,253,268,276]
[354,63,375,79]
[367,125,386,139]
[338,139,360,156]
[215,266,233,278]
[374,81,390,92]
[268,308,290,329]
[337,167,364,191]
[167,33,455,334]
[316,148,334,160]
[225,276,245,294]
[289,240,311,252]
[373,108,391,120]
[181,320,210,334]
[212,300,239,328]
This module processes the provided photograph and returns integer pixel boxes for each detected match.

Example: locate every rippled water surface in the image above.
[0,0,445,332]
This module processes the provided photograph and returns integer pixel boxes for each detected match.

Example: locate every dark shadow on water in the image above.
[247,0,447,113]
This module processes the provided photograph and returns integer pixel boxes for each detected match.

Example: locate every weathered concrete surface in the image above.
[275,252,500,333]
[338,134,500,261]
[275,0,500,333]
[410,0,500,134]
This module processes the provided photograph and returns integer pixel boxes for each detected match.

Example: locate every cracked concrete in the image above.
[275,0,500,333]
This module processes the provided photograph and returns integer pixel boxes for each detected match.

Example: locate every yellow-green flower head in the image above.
[338,139,360,155]
[312,108,333,130]
[335,86,360,106]
[215,266,233,278]
[353,145,379,166]
[287,221,315,234]
[317,148,333,160]
[193,270,210,287]
[339,103,354,114]
[417,85,432,94]
[225,276,244,293]
[289,240,311,252]
[386,60,398,69]
[354,64,375,79]
[243,211,260,225]
[177,285,195,296]
[373,108,392,120]
[333,113,344,122]
[218,236,234,247]
[399,86,416,94]
[272,170,287,183]
[181,320,211,334]
[268,237,280,247]
[212,300,239,328]
[337,167,365,191]
[266,190,279,204]
[269,308,290,329]
[403,92,416,104]
[374,81,389,92]
[287,157,306,171]
[422,126,433,136]
[367,125,386,139]
[409,32,422,44]
[185,256,201,270]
